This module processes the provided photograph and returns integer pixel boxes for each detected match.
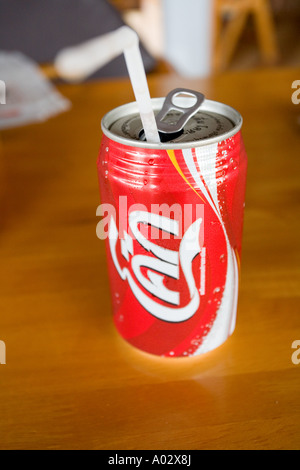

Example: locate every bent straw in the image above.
[55,26,160,143]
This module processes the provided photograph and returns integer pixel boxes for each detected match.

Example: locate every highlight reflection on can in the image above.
[97,90,247,357]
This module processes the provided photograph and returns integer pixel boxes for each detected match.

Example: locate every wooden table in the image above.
[0,66,299,450]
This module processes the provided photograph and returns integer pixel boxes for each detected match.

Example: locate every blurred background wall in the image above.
[0,0,299,79]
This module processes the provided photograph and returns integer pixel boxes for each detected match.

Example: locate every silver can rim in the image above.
[101,97,243,149]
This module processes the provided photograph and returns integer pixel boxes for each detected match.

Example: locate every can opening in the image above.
[138,128,184,143]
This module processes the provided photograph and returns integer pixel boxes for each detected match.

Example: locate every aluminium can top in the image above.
[101,97,243,150]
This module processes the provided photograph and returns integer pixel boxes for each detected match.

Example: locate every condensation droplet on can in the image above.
[230,158,238,170]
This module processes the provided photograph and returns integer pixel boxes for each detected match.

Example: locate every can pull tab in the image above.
[156,88,205,136]
[138,88,205,142]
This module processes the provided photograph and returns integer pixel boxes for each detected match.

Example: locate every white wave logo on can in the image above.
[176,143,239,354]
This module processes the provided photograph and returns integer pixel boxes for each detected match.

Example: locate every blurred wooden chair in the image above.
[214,0,280,72]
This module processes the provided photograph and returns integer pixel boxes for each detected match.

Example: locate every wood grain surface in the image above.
[0,66,299,450]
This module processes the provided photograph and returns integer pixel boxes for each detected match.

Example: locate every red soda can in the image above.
[97,90,247,358]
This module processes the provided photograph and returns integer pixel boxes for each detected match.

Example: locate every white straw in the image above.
[55,26,160,143]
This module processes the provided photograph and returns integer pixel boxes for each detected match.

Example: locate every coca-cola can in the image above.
[97,94,247,358]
